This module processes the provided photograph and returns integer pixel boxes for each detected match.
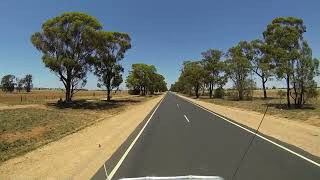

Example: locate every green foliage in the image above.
[1,75,16,93]
[245,39,274,98]
[214,87,225,98]
[201,49,227,98]
[92,31,131,101]
[263,16,306,107]
[24,74,33,92]
[225,42,252,100]
[126,63,167,95]
[16,78,24,92]
[305,81,319,100]
[31,12,102,101]
[178,61,205,98]
[290,42,320,107]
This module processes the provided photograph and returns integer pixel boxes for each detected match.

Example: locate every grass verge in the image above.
[196,96,320,127]
[0,95,158,163]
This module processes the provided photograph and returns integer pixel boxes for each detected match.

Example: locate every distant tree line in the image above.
[171,17,319,108]
[0,74,33,93]
[126,63,167,95]
[31,12,166,102]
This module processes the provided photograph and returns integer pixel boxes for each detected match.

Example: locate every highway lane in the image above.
[92,92,320,180]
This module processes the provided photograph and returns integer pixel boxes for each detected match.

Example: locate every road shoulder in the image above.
[0,94,164,180]
[175,93,320,159]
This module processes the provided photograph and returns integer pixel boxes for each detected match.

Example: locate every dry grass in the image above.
[194,89,320,127]
[0,94,159,163]
[0,89,128,105]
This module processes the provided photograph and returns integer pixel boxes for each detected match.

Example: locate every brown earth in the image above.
[177,93,320,157]
[0,94,164,180]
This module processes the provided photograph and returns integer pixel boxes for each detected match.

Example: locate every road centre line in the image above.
[184,114,190,123]
[175,93,320,168]
[107,95,166,180]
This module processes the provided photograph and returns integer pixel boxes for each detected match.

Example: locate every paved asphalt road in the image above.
[92,92,320,180]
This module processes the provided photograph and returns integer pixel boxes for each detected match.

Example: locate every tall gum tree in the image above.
[243,40,274,99]
[225,42,251,100]
[180,61,205,98]
[31,12,102,102]
[201,49,226,98]
[263,17,306,108]
[92,31,131,101]
[291,41,319,107]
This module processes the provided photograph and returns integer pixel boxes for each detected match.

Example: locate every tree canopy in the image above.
[92,31,131,101]
[31,12,102,102]
[1,75,16,93]
[126,63,167,95]
[225,42,252,100]
[263,17,306,107]
[201,49,227,98]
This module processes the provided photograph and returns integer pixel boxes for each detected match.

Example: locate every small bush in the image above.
[214,87,225,98]
[128,89,140,95]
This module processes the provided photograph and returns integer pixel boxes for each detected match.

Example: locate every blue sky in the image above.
[0,0,319,89]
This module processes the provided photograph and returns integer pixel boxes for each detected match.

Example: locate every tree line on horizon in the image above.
[0,74,33,93]
[26,12,166,102]
[170,17,319,109]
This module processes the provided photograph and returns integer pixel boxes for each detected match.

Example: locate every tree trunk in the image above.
[209,83,213,99]
[286,75,291,108]
[239,89,243,100]
[65,80,72,102]
[262,78,267,99]
[202,86,205,96]
[195,84,199,98]
[107,88,111,101]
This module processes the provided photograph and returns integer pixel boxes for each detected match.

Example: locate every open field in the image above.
[0,89,128,105]
[191,89,320,127]
[0,93,159,163]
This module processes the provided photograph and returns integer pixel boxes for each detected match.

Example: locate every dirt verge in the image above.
[177,93,320,158]
[0,95,164,180]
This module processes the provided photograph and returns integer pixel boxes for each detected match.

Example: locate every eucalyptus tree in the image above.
[31,12,102,102]
[201,49,226,98]
[126,63,166,95]
[225,42,251,100]
[263,17,306,107]
[92,31,131,101]
[24,74,33,92]
[16,78,24,92]
[180,61,205,98]
[1,75,16,93]
[291,41,319,107]
[245,39,274,98]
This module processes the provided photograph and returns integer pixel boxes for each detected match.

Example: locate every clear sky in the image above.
[0,0,319,89]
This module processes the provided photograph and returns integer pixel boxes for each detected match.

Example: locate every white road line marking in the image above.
[103,163,109,180]
[175,93,320,168]
[184,114,190,123]
[177,104,179,108]
[107,96,165,180]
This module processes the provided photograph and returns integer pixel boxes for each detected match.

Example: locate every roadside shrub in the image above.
[225,90,238,100]
[128,89,140,95]
[277,90,286,105]
[214,87,225,98]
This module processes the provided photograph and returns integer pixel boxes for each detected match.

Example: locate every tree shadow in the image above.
[47,98,141,110]
[262,103,316,110]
